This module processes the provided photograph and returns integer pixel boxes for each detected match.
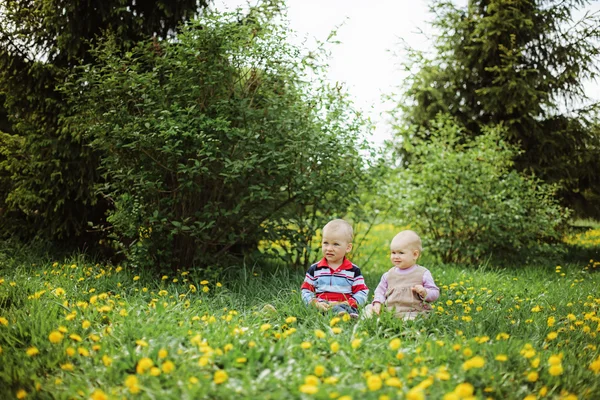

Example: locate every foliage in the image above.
[0,0,208,242]
[61,2,372,270]
[390,0,600,217]
[0,245,599,398]
[389,115,570,265]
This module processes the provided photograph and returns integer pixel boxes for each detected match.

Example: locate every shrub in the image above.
[61,2,371,270]
[389,115,570,265]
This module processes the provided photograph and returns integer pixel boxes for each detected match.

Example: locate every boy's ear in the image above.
[346,243,353,253]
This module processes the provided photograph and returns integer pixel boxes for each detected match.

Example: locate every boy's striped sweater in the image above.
[301,257,369,308]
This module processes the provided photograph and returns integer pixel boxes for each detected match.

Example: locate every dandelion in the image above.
[286,316,297,324]
[527,371,539,382]
[305,375,319,386]
[125,375,140,394]
[69,333,82,342]
[16,389,27,399]
[462,356,485,371]
[366,375,382,391]
[389,338,401,351]
[299,384,318,394]
[315,329,326,339]
[531,306,542,312]
[314,365,325,377]
[90,389,108,400]
[158,348,168,359]
[324,376,339,385]
[136,357,154,374]
[0,317,8,326]
[236,357,247,363]
[78,347,90,357]
[385,377,403,388]
[133,276,140,281]
[351,339,362,349]
[260,323,271,332]
[26,347,39,357]
[161,360,175,374]
[301,342,312,349]
[60,363,74,371]
[406,387,425,400]
[454,382,474,397]
[135,339,148,347]
[66,347,76,357]
[213,369,228,384]
[330,342,340,353]
[332,327,342,334]
[547,331,558,340]
[202,286,209,293]
[589,357,600,374]
[102,355,112,367]
[547,316,556,327]
[549,364,563,376]
[49,331,64,344]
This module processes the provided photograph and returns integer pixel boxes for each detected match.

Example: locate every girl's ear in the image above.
[413,249,420,260]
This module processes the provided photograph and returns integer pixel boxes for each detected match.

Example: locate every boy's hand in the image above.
[412,285,427,299]
[372,302,382,315]
[311,299,330,312]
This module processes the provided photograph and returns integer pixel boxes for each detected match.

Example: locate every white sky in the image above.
[213,0,600,146]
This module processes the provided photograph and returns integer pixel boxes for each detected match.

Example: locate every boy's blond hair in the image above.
[322,219,354,242]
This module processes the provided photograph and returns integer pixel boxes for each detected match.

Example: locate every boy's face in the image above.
[321,228,352,266]
[390,236,420,270]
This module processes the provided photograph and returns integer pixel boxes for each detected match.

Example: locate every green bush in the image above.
[389,115,570,265]
[61,2,371,270]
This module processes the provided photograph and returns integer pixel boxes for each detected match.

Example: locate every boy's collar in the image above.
[317,257,352,270]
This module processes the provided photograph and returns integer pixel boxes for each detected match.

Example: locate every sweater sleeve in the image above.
[422,269,440,303]
[372,272,388,304]
[350,267,369,307]
[300,266,317,305]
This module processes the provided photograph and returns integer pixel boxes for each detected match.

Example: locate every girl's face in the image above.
[390,237,420,269]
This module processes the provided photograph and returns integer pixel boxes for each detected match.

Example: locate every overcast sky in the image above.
[213,0,600,146]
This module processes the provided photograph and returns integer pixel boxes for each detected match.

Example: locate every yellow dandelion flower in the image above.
[332,327,342,334]
[136,357,154,374]
[589,357,600,374]
[149,367,161,376]
[549,364,563,376]
[236,357,247,363]
[526,371,539,382]
[135,339,148,347]
[299,384,318,394]
[389,338,401,351]
[77,347,89,357]
[124,375,140,394]
[406,387,425,400]
[315,329,326,339]
[351,339,362,349]
[69,334,82,342]
[66,347,76,357]
[260,323,271,332]
[158,348,168,359]
[330,342,340,353]
[547,331,558,340]
[16,389,27,399]
[0,317,9,326]
[161,360,175,374]
[301,341,312,349]
[305,375,319,386]
[102,355,112,367]
[90,389,108,400]
[60,363,74,371]
[26,347,39,357]
[367,375,382,391]
[202,286,209,293]
[385,377,403,388]
[314,365,326,377]
[49,331,64,344]
[548,354,562,365]
[462,356,485,371]
[213,369,228,384]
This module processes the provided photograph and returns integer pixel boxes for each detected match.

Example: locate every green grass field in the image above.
[1,226,599,399]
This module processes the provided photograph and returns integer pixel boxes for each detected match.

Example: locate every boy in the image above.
[301,219,369,318]
[365,230,439,320]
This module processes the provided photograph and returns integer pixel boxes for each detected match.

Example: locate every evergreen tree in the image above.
[0,0,209,243]
[391,0,600,217]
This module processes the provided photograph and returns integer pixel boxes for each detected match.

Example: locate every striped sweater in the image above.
[301,257,369,308]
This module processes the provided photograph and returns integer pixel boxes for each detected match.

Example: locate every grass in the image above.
[0,227,599,399]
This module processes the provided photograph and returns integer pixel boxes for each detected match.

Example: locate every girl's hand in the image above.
[412,285,427,299]
[372,302,382,315]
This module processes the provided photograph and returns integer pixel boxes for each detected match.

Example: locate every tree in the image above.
[61,2,372,270]
[391,0,600,217]
[0,0,208,243]
[391,115,570,265]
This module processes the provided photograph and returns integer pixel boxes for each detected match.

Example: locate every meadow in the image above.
[0,226,599,400]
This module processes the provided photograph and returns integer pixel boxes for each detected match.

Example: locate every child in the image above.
[301,219,369,318]
[365,230,439,320]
